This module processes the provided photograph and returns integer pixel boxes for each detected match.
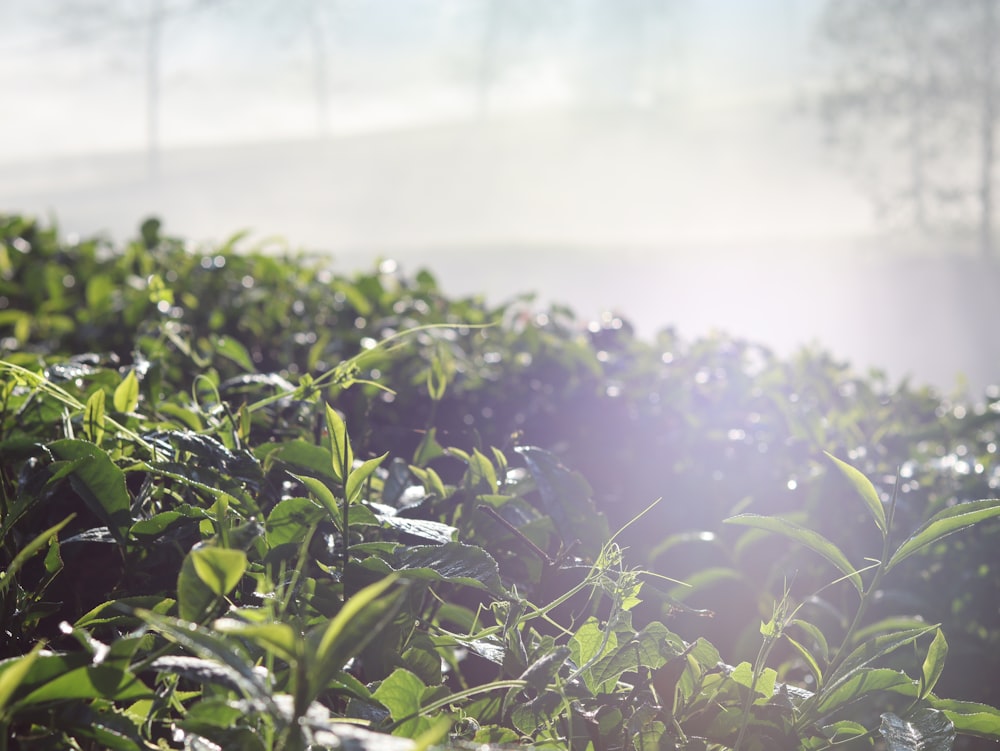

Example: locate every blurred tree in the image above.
[463,0,574,119]
[818,0,1000,257]
[583,0,680,109]
[44,0,222,178]
[244,0,338,138]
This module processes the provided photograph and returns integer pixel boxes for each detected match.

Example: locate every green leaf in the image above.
[307,574,410,702]
[514,446,609,554]
[190,547,247,597]
[819,720,870,743]
[212,620,300,665]
[177,553,221,622]
[466,449,498,494]
[0,515,74,595]
[18,664,150,705]
[375,515,457,545]
[426,356,447,401]
[325,403,352,484]
[293,473,342,530]
[130,508,207,539]
[886,499,1000,571]
[785,635,823,687]
[212,335,255,371]
[880,708,956,751]
[518,647,571,693]
[75,595,175,628]
[265,497,325,549]
[929,698,1000,741]
[807,668,917,719]
[412,428,445,467]
[377,542,506,596]
[346,452,388,503]
[0,643,44,714]
[724,513,863,594]
[113,369,140,413]
[589,622,685,690]
[267,439,338,483]
[84,388,106,445]
[43,532,63,575]
[920,629,948,701]
[729,662,777,701]
[825,451,887,536]
[827,626,936,693]
[136,610,277,712]
[49,439,132,545]
[372,667,433,737]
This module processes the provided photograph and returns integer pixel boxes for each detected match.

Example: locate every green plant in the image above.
[3,213,1000,749]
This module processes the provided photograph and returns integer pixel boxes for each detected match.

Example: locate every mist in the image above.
[2,0,998,394]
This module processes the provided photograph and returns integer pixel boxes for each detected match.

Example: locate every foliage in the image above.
[1,213,1000,749]
[816,0,1000,255]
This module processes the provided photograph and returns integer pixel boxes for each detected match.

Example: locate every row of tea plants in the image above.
[2,213,1000,750]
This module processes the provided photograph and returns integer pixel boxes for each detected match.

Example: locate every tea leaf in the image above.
[219,619,302,665]
[372,667,432,737]
[18,663,150,704]
[325,403,353,485]
[266,496,325,549]
[293,473,342,530]
[177,554,221,622]
[213,335,255,371]
[0,643,44,713]
[307,574,409,701]
[825,452,887,536]
[0,515,74,595]
[920,629,948,701]
[807,668,917,720]
[50,438,132,545]
[724,513,863,594]
[785,635,823,686]
[84,388,106,445]
[269,440,338,482]
[113,370,140,413]
[827,626,936,692]
[137,610,276,712]
[190,547,247,597]
[886,499,1000,571]
[929,698,1000,741]
[346,452,388,503]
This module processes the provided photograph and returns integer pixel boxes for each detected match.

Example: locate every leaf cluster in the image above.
[2,214,1000,749]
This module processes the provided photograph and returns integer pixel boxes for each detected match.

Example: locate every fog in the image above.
[2,0,999,394]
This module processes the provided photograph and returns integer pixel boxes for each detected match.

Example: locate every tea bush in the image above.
[2,213,1000,750]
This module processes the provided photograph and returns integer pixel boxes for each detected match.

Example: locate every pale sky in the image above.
[3,1,995,394]
[0,0,828,161]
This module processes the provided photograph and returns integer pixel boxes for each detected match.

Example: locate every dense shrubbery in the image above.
[2,213,1000,750]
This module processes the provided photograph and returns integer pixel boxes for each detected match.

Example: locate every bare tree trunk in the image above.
[146,0,163,180]
[476,0,502,120]
[980,0,996,259]
[905,17,929,230]
[310,0,330,138]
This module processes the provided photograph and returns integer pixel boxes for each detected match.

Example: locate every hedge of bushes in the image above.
[2,213,1000,749]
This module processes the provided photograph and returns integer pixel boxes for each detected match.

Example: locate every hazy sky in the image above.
[4,1,996,393]
[0,0,828,160]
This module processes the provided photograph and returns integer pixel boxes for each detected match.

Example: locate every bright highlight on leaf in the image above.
[887,499,1000,571]
[113,369,139,413]
[190,547,247,597]
[724,513,863,594]
[83,389,105,445]
[325,402,353,484]
[825,451,887,537]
